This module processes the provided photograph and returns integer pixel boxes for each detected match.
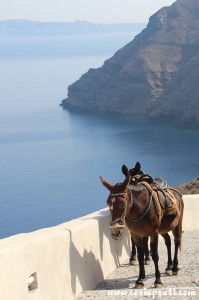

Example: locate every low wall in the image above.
[0,194,198,300]
[0,209,131,300]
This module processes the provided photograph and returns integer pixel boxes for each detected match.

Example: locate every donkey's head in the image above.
[100,174,131,240]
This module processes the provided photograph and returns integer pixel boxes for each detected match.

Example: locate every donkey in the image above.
[100,173,184,288]
[122,162,151,265]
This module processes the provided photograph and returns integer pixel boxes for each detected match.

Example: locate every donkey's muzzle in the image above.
[109,223,125,240]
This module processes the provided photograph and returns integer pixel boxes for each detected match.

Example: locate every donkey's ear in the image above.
[134,162,141,173]
[100,176,114,191]
[123,172,131,187]
[122,164,128,176]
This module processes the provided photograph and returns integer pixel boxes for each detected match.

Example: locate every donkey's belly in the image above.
[158,214,180,234]
[126,221,155,237]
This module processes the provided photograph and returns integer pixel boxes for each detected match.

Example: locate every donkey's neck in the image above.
[127,184,148,215]
[128,184,144,198]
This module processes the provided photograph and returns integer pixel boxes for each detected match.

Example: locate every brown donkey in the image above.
[100,173,184,288]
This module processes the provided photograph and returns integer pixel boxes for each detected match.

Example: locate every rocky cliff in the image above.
[61,0,199,127]
[176,177,199,194]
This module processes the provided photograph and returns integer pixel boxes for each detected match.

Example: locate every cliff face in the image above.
[176,177,199,194]
[61,0,199,127]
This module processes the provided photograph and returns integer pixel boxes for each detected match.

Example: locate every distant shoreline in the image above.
[0,19,146,38]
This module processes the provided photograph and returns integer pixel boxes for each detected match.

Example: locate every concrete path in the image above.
[77,229,199,300]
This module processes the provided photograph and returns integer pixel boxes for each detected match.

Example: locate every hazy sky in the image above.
[0,0,176,23]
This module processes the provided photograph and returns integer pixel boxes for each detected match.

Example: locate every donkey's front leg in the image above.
[133,236,145,288]
[150,233,163,288]
[129,238,137,265]
[143,236,151,265]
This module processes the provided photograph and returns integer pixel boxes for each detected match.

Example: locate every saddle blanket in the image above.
[138,181,180,221]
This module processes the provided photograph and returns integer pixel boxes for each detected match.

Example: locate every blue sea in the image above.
[0,33,199,239]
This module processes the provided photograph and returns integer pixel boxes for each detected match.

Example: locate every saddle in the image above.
[132,174,180,221]
[132,174,167,188]
[153,178,168,190]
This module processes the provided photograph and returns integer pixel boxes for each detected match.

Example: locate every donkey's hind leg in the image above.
[161,233,173,274]
[172,223,182,275]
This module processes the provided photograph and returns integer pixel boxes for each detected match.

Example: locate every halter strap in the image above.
[109,192,127,197]
[126,190,153,222]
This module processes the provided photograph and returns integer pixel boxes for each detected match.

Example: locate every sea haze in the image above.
[0,32,199,239]
[0,32,139,59]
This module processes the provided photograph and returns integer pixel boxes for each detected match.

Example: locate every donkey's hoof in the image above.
[144,257,151,265]
[154,283,163,289]
[172,267,179,275]
[134,279,144,289]
[154,280,163,288]
[129,256,137,265]
[172,271,179,275]
[154,283,163,288]
[129,259,137,265]
[165,267,172,275]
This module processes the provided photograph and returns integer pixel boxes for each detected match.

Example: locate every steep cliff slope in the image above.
[176,177,199,194]
[61,0,199,127]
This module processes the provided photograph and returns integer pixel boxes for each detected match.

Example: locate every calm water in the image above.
[0,33,199,239]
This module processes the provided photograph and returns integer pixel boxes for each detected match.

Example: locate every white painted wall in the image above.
[0,209,131,300]
[182,195,199,231]
[0,195,198,300]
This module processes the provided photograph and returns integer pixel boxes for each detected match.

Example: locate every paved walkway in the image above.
[77,229,199,300]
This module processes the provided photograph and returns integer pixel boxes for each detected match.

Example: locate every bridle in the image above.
[108,192,128,227]
[109,187,153,225]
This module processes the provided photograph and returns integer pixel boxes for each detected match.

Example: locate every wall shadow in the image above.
[82,209,131,266]
[66,229,104,295]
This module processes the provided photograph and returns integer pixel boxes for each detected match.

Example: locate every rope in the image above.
[138,181,163,221]
[126,190,153,222]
